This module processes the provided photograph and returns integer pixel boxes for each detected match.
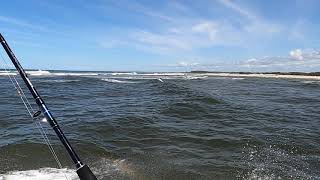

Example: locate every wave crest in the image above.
[101,78,137,84]
[0,168,77,180]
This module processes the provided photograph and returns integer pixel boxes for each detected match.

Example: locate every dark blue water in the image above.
[0,72,319,180]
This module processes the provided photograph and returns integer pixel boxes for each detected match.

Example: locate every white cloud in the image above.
[217,0,283,36]
[169,49,320,72]
[124,21,240,53]
[130,30,191,51]
[99,17,281,54]
[0,16,47,31]
[109,0,175,22]
[238,49,320,71]
[97,0,315,72]
[121,17,283,54]
[289,49,303,60]
[216,0,257,20]
[142,11,175,22]
[177,61,199,67]
[191,21,218,40]
[103,0,285,53]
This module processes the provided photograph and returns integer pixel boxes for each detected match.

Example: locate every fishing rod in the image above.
[0,33,97,180]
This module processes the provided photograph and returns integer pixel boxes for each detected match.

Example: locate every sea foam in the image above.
[101,78,137,83]
[111,72,137,76]
[26,70,51,76]
[53,73,99,76]
[0,71,17,76]
[0,168,77,180]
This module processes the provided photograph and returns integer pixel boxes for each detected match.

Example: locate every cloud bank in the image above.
[169,49,320,72]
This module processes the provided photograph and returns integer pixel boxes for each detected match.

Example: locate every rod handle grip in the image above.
[77,164,98,180]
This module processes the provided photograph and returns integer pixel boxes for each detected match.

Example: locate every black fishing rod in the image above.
[0,33,97,180]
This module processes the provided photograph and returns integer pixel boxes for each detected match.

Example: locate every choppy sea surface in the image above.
[0,70,319,180]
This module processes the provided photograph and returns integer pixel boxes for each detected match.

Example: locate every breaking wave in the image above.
[142,72,185,76]
[39,79,81,83]
[101,78,138,84]
[24,70,100,77]
[0,70,100,77]
[26,70,51,76]
[52,72,99,76]
[0,158,135,180]
[0,71,17,76]
[183,75,208,80]
[301,80,320,84]
[231,77,245,80]
[111,72,137,76]
[0,168,77,180]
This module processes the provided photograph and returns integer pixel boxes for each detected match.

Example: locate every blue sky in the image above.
[1,0,320,72]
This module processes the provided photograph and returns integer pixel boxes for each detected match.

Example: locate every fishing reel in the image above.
[33,110,48,122]
[33,110,41,118]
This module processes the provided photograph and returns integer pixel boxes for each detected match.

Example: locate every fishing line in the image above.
[1,33,97,180]
[0,55,69,180]
[0,51,69,180]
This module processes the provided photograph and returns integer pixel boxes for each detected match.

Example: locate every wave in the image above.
[101,78,138,84]
[0,168,77,180]
[300,80,320,88]
[184,75,208,80]
[203,73,320,80]
[231,77,245,80]
[302,80,320,84]
[142,72,185,76]
[123,76,182,80]
[0,71,17,76]
[158,78,164,82]
[26,70,51,76]
[25,70,99,77]
[51,73,99,76]
[111,72,137,76]
[39,79,81,83]
[241,144,315,180]
[0,70,100,77]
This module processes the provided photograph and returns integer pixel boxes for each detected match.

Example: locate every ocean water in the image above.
[0,71,319,180]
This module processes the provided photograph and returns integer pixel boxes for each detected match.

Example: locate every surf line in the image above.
[0,33,97,180]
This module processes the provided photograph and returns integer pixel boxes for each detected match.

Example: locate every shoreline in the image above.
[1,69,320,80]
[194,72,320,80]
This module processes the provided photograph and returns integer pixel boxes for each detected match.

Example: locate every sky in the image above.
[1,0,320,72]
